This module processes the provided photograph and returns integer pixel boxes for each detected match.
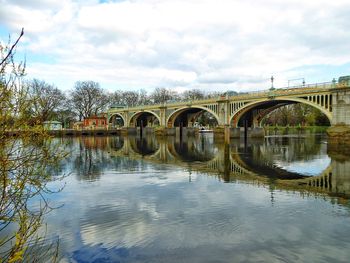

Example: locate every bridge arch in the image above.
[129,110,161,127]
[109,113,125,127]
[230,97,332,127]
[166,106,220,128]
[108,136,125,152]
[229,139,331,180]
[167,137,217,162]
[129,136,160,156]
[254,103,290,127]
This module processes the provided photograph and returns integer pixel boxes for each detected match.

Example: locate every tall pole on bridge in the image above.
[270,75,275,90]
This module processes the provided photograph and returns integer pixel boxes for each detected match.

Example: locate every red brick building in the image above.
[83,116,107,129]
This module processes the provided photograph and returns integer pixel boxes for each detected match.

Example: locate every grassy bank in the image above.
[264,126,329,135]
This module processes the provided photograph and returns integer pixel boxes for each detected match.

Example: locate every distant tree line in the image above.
[19,78,330,127]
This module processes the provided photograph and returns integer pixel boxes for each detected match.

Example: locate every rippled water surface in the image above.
[42,135,350,262]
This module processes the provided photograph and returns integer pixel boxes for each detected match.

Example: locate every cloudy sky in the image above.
[1,0,350,93]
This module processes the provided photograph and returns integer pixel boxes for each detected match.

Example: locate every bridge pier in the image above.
[166,127,176,136]
[215,126,265,139]
[327,144,350,196]
[327,87,350,144]
[126,127,137,135]
[230,128,241,138]
[250,127,265,137]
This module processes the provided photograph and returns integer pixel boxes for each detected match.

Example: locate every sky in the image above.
[1,0,350,93]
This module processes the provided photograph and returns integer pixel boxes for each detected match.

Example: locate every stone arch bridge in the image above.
[108,80,350,137]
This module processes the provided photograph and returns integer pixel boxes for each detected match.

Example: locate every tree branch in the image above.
[0,28,24,67]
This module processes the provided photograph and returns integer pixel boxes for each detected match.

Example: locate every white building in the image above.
[43,121,62,130]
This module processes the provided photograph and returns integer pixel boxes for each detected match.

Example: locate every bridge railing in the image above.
[237,81,333,94]
[232,81,335,100]
[286,81,334,90]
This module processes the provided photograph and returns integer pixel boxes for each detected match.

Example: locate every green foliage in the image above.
[265,125,329,135]
[262,104,330,127]
[1,30,64,262]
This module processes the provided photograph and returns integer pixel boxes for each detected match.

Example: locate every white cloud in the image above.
[1,0,350,92]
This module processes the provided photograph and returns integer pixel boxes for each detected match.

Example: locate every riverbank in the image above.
[5,128,124,137]
[264,126,329,136]
[327,125,350,145]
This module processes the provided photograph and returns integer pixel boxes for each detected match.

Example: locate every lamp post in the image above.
[270,76,275,90]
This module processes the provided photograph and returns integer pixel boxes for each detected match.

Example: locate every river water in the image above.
[43,134,350,262]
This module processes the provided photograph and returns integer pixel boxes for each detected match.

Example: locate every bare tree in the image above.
[151,87,179,104]
[122,91,139,107]
[110,90,147,107]
[182,89,205,101]
[70,81,109,120]
[138,89,149,105]
[27,79,66,123]
[110,90,125,107]
[205,91,225,99]
[55,108,77,128]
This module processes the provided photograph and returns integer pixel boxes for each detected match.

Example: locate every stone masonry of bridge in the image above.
[107,79,350,141]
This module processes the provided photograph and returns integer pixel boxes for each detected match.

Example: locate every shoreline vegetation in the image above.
[264,125,329,135]
[1,29,65,262]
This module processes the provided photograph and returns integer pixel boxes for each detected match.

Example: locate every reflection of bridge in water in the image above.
[105,135,350,199]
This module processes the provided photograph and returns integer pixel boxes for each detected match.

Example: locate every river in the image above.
[41,134,350,262]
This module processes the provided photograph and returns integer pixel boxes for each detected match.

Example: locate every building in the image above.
[83,116,107,129]
[73,121,84,130]
[43,121,62,130]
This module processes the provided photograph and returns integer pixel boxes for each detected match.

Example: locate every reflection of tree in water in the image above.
[235,135,326,179]
[73,137,109,181]
[66,137,140,181]
[174,136,216,162]
[261,136,324,162]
